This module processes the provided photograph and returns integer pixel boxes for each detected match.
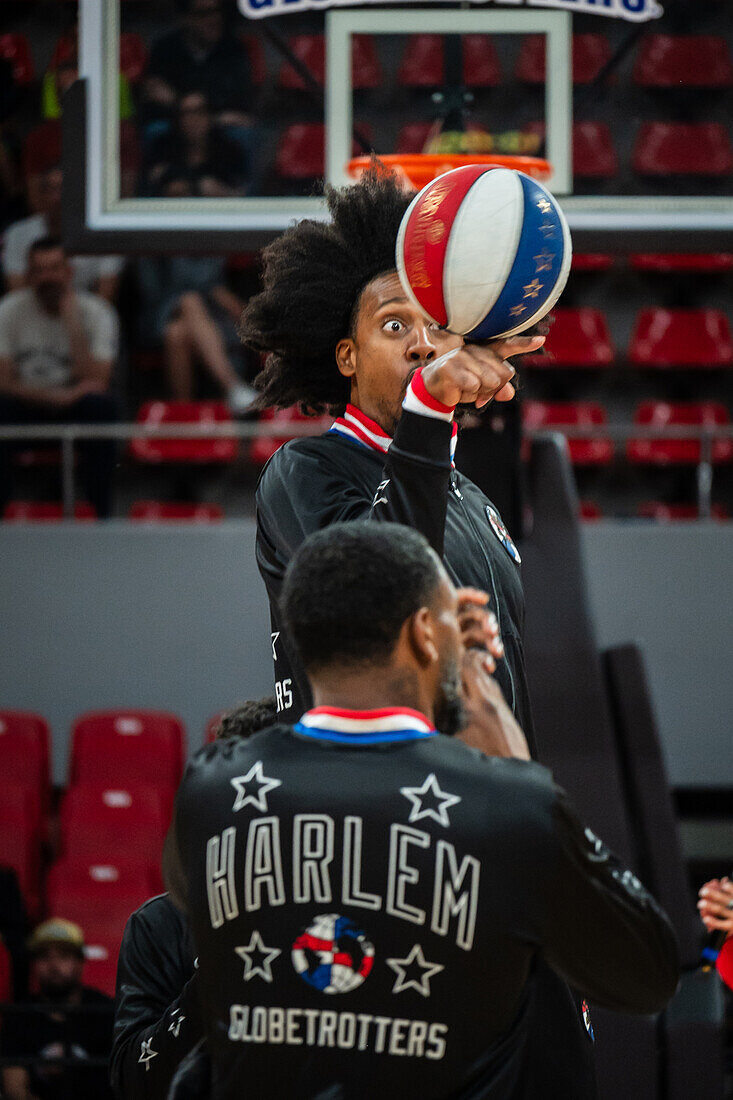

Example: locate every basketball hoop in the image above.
[347,153,553,190]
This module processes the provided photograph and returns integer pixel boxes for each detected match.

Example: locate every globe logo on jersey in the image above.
[292,914,375,994]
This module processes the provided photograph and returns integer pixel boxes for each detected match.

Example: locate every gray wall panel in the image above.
[1,522,731,787]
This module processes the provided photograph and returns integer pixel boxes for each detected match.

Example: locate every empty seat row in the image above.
[523,401,733,466]
[3,502,224,523]
[527,307,733,369]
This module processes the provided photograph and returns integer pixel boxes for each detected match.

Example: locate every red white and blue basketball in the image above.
[396,165,572,340]
[291,913,375,994]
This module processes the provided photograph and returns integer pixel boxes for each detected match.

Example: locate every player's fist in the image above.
[421,335,546,409]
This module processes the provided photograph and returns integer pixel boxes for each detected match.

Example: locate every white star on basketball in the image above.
[387,944,444,998]
[400,773,461,827]
[235,930,281,983]
[231,762,282,813]
[139,1036,158,1070]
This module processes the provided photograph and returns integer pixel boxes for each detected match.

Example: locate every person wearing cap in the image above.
[0,918,114,1100]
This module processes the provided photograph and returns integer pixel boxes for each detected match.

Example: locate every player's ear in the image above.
[335,338,357,380]
[407,606,439,667]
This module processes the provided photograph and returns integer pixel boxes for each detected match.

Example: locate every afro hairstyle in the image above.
[239,165,414,415]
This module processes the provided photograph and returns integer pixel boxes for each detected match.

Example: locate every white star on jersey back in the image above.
[400,773,461,828]
[230,762,282,813]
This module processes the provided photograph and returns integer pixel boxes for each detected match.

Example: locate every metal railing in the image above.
[1,421,730,519]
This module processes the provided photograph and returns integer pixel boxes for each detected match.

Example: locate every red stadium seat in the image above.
[630,253,733,274]
[579,501,602,521]
[129,501,224,522]
[60,784,171,861]
[249,407,330,467]
[0,33,35,85]
[524,308,614,369]
[571,254,614,272]
[82,935,121,998]
[572,122,618,179]
[398,35,500,89]
[47,858,159,930]
[633,123,733,177]
[524,121,618,179]
[69,710,186,790]
[48,857,163,904]
[3,502,97,522]
[242,35,267,86]
[395,121,433,154]
[628,309,733,369]
[22,121,62,179]
[0,711,50,821]
[522,402,614,466]
[129,402,238,465]
[627,402,733,466]
[637,501,729,521]
[279,35,381,90]
[0,941,12,1005]
[275,124,373,181]
[119,32,147,84]
[633,35,733,89]
[516,33,611,85]
[2,784,44,849]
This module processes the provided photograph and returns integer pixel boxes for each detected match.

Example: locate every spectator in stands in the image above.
[143,0,254,135]
[0,918,114,1100]
[2,166,124,303]
[136,248,255,414]
[0,58,24,233]
[143,91,250,198]
[0,237,119,518]
[110,697,277,1100]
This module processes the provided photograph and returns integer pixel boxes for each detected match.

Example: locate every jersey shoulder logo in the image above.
[485,504,521,564]
[372,479,390,508]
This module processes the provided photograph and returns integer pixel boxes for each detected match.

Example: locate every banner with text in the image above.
[239,0,662,23]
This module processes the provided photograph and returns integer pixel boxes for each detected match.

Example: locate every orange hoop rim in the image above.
[347,153,552,190]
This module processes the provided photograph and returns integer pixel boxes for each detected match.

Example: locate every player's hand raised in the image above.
[421,334,546,409]
[458,649,531,761]
[457,587,503,672]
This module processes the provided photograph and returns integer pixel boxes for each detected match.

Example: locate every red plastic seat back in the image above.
[399,34,500,88]
[279,35,325,89]
[242,35,267,86]
[629,309,733,368]
[275,124,372,180]
[47,857,156,929]
[633,35,733,88]
[516,33,610,85]
[630,253,733,274]
[0,808,40,918]
[523,401,613,465]
[572,121,618,178]
[119,32,147,83]
[129,501,223,522]
[23,121,63,180]
[525,308,614,368]
[70,710,185,790]
[627,402,733,465]
[0,33,35,85]
[129,402,238,465]
[249,406,330,467]
[0,712,50,815]
[82,935,122,998]
[3,502,97,522]
[395,122,434,155]
[634,123,733,176]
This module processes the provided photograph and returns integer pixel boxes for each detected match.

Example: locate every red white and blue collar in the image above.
[330,404,458,465]
[294,706,437,745]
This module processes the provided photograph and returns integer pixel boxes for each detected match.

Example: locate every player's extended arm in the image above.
[110,904,201,1100]
[543,789,680,1014]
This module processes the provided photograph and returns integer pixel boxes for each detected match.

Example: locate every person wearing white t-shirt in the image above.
[0,237,119,517]
[2,166,124,303]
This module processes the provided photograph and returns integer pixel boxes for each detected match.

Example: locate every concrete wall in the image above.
[1,521,731,787]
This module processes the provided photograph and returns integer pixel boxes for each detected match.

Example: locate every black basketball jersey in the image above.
[164,708,679,1100]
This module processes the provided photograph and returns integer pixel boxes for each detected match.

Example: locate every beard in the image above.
[433,660,466,738]
[40,977,78,1003]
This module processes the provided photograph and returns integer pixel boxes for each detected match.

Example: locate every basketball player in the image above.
[240,166,544,742]
[164,522,679,1100]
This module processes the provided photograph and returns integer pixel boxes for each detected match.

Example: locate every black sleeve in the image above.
[258,409,454,558]
[543,788,680,1014]
[110,904,201,1100]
